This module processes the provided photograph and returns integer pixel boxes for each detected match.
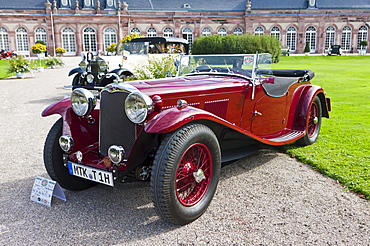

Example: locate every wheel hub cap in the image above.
[193,169,206,183]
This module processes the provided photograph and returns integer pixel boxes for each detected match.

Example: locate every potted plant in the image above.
[7,55,35,78]
[304,42,311,55]
[31,42,47,72]
[106,43,117,55]
[55,47,66,56]
[359,40,368,55]
[44,56,65,68]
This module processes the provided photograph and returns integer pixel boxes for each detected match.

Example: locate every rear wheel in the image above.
[43,118,96,191]
[297,96,322,146]
[150,124,221,225]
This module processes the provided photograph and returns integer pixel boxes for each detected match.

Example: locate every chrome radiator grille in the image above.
[99,90,136,156]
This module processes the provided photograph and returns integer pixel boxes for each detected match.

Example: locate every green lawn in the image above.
[0,59,47,79]
[0,60,9,79]
[274,55,370,199]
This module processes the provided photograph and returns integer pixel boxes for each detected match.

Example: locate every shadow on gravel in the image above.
[220,147,278,181]
[27,97,65,105]
[0,148,278,245]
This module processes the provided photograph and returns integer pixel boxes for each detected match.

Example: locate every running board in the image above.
[263,130,305,143]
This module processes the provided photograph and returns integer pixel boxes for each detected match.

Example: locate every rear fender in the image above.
[289,85,328,131]
[42,98,100,152]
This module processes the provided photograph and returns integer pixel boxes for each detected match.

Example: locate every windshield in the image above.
[118,42,148,55]
[177,54,272,78]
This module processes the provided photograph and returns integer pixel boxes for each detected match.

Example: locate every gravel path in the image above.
[0,57,369,245]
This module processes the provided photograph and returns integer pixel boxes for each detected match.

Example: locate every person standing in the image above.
[86,50,94,62]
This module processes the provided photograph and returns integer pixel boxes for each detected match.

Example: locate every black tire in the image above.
[296,96,322,146]
[150,124,221,225]
[43,118,96,191]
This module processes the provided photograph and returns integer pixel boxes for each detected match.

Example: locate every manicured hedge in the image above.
[191,34,281,63]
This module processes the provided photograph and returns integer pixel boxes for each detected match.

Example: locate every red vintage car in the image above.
[42,54,330,225]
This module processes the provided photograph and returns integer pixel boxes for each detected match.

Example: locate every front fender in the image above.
[42,98,100,152]
[68,67,83,76]
[110,68,133,77]
[144,106,236,134]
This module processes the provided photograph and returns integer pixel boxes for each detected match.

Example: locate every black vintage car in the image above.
[328,44,342,56]
[68,56,133,91]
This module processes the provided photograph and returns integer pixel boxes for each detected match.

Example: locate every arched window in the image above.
[254,26,264,36]
[182,27,193,44]
[105,0,115,10]
[0,27,10,51]
[147,27,157,37]
[325,26,335,50]
[201,27,211,36]
[286,26,296,51]
[233,27,243,35]
[83,27,97,52]
[35,27,47,44]
[217,27,227,36]
[163,27,173,37]
[358,26,368,50]
[62,27,76,54]
[341,26,352,51]
[82,0,94,9]
[305,26,317,52]
[270,26,280,40]
[104,27,117,51]
[130,27,140,34]
[16,27,29,52]
[60,0,72,9]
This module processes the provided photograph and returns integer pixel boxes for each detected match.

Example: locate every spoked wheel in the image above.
[297,96,322,146]
[43,118,96,191]
[150,124,221,225]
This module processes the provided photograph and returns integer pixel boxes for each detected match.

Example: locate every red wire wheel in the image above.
[297,96,322,146]
[175,143,212,206]
[151,124,221,225]
[307,101,319,138]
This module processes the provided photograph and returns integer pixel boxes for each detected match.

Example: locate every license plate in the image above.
[68,162,114,187]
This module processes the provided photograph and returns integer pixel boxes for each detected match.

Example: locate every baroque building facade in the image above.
[0,0,369,56]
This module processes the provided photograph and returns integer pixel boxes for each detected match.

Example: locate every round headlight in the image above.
[86,74,94,83]
[71,88,97,116]
[99,61,108,71]
[108,145,125,164]
[125,92,153,124]
[79,61,87,70]
[59,135,74,152]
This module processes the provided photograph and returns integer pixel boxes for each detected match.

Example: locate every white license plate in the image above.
[68,162,114,187]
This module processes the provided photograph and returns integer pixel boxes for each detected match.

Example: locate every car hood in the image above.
[127,74,249,100]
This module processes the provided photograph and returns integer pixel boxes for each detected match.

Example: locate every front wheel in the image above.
[43,118,96,191]
[150,124,221,225]
[297,96,322,146]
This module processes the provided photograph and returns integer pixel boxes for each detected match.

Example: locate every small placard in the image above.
[30,177,66,207]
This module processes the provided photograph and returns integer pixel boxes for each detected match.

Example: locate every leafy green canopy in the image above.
[191,34,281,63]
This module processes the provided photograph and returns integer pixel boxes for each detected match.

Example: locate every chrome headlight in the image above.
[71,88,97,116]
[79,61,88,70]
[59,135,74,152]
[86,74,94,83]
[99,60,108,71]
[125,92,153,124]
[108,145,125,164]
